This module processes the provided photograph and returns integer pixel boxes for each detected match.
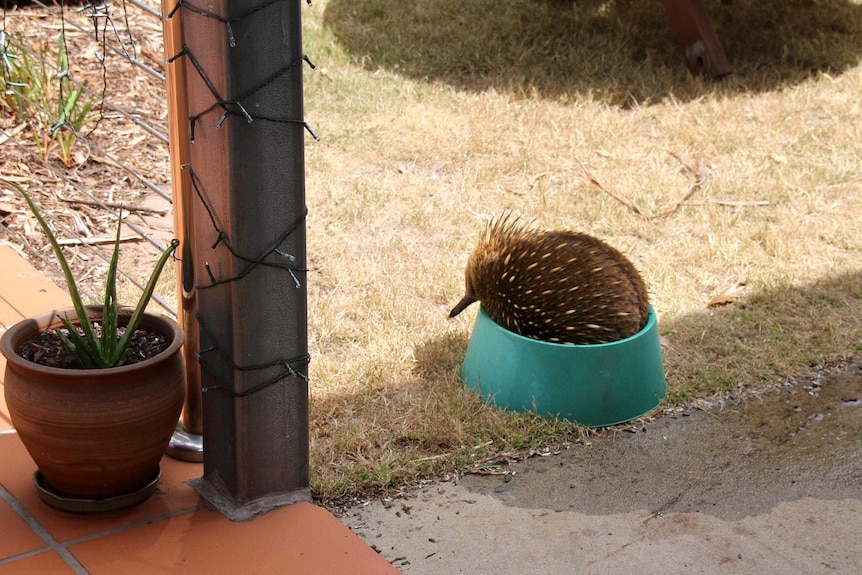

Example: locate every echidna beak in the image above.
[449,295,478,318]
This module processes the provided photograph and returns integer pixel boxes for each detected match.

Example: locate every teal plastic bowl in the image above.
[460,306,666,427]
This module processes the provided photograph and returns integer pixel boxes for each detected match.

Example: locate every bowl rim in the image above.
[474,305,657,349]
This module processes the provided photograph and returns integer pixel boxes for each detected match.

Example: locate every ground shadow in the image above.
[323,0,862,105]
[412,330,468,381]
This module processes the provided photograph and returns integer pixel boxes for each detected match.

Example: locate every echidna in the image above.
[449,214,649,344]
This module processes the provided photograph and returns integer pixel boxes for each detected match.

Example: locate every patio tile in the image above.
[0,550,78,574]
[69,501,400,575]
[0,295,27,333]
[0,433,203,543]
[0,496,47,560]
[1,243,70,432]
[0,244,69,326]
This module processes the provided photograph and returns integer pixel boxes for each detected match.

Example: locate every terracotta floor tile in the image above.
[0,295,26,332]
[1,244,68,431]
[0,497,47,560]
[0,433,204,543]
[69,501,400,575]
[0,550,79,574]
[0,245,69,322]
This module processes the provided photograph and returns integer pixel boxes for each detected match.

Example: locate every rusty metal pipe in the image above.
[162,0,203,462]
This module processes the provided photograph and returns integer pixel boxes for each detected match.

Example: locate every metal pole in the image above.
[171,0,310,519]
[162,0,204,463]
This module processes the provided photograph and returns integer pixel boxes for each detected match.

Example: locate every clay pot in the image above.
[1,307,185,501]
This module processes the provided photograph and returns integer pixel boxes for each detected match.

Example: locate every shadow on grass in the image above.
[310,269,861,501]
[309,328,587,500]
[323,0,862,105]
[660,269,862,403]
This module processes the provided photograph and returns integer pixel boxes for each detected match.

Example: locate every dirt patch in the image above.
[461,357,862,521]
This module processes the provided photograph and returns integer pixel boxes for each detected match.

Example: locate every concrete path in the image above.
[339,358,862,574]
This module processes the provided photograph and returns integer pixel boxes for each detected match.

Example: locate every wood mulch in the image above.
[0,2,173,301]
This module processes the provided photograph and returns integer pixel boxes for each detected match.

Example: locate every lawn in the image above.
[2,0,861,502]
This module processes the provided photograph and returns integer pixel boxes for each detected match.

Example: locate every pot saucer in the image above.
[34,466,161,513]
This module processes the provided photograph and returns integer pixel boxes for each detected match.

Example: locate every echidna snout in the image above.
[449,273,479,318]
[450,215,650,345]
[449,294,476,318]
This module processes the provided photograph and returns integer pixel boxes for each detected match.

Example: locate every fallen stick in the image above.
[653,154,708,219]
[57,235,143,246]
[62,197,169,215]
[574,157,647,219]
[412,453,450,463]
[465,468,509,476]
[681,200,770,207]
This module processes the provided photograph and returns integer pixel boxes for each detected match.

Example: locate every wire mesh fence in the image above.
[4,0,317,505]
[1,0,175,314]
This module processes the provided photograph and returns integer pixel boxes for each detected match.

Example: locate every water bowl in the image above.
[460,306,667,428]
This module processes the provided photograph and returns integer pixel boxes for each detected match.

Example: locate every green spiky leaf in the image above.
[3,178,178,368]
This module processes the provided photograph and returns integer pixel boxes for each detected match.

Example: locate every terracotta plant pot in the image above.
[1,307,185,502]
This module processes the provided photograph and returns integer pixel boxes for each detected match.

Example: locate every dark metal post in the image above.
[170,0,310,519]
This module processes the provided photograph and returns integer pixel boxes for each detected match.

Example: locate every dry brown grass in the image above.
[304,0,862,500]
[3,0,862,502]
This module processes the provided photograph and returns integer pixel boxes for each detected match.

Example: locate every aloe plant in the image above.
[3,179,179,368]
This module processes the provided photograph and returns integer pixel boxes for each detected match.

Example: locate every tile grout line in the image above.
[61,505,203,548]
[0,547,53,566]
[0,482,90,575]
[0,479,204,572]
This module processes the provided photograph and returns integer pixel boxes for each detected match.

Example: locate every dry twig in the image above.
[681,200,770,208]
[652,153,709,219]
[574,157,647,218]
[57,235,144,246]
[62,197,169,215]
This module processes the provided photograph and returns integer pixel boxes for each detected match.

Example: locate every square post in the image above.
[167,0,311,519]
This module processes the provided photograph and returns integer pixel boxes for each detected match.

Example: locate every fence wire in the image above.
[3,0,315,397]
[1,0,176,314]
[166,0,315,397]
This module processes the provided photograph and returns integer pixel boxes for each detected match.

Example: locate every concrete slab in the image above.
[339,358,862,574]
